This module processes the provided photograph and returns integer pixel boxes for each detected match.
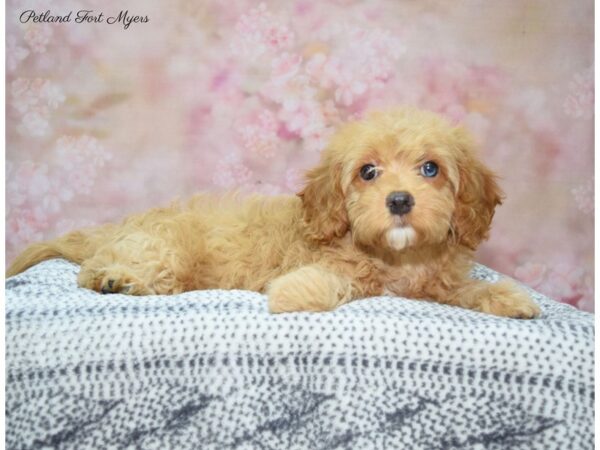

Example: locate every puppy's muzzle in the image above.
[386,191,414,216]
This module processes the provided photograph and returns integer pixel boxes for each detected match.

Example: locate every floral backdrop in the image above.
[6,0,594,311]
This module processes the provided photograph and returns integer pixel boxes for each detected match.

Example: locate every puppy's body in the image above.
[7,195,467,298]
[7,109,540,318]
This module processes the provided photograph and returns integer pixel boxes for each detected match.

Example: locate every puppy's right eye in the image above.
[359,164,378,181]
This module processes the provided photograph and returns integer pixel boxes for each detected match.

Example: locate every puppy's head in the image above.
[298,108,503,252]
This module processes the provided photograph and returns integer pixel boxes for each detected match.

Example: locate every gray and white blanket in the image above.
[5,259,594,449]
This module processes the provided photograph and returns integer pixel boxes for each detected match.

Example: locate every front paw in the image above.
[267,282,298,314]
[480,280,541,319]
[266,274,323,313]
[266,266,353,313]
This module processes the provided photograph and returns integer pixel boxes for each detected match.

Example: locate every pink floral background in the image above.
[6,0,594,311]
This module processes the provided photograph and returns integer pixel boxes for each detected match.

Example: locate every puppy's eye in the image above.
[420,161,439,178]
[359,164,378,181]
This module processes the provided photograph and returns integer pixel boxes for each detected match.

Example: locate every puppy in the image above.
[7,108,540,318]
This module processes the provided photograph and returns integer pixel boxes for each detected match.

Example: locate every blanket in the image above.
[5,259,595,449]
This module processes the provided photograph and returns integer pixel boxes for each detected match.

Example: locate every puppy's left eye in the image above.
[420,161,439,178]
[359,164,379,181]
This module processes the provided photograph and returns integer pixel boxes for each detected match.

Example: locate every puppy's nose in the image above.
[386,191,414,216]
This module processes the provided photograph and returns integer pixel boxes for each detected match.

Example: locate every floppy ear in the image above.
[450,128,504,250]
[297,155,349,244]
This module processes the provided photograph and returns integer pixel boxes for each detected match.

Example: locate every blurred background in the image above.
[6,0,594,311]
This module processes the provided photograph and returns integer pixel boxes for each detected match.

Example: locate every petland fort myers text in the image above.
[19,9,148,30]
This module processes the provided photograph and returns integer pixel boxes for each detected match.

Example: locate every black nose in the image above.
[386,191,414,216]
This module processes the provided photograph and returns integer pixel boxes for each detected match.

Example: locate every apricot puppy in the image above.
[7,108,540,318]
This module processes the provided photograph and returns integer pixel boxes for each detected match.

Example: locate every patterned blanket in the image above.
[5,259,594,449]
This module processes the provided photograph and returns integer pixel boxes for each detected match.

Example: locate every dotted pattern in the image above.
[5,259,594,450]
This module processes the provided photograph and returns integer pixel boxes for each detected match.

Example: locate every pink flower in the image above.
[6,161,28,210]
[6,35,29,72]
[278,101,317,133]
[261,72,316,110]
[263,78,324,137]
[24,163,52,200]
[571,179,594,215]
[230,3,294,58]
[212,157,253,188]
[321,100,343,127]
[7,212,46,251]
[53,135,110,194]
[310,24,404,105]
[564,68,594,119]
[11,78,38,114]
[271,52,303,82]
[40,82,66,108]
[54,135,109,170]
[239,126,278,159]
[301,121,333,153]
[417,59,505,119]
[303,134,329,153]
[305,53,328,81]
[7,159,75,218]
[238,109,280,159]
[334,77,367,106]
[10,78,64,129]
[24,25,53,53]
[20,110,50,137]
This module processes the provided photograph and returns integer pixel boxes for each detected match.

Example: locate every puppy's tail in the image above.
[7,230,98,277]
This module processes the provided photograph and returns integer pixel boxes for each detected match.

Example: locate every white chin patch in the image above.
[386,226,416,251]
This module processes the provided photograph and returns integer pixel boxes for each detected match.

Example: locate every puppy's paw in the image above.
[267,266,353,313]
[267,282,302,314]
[478,280,541,319]
[78,264,152,295]
[99,272,150,295]
[267,273,325,313]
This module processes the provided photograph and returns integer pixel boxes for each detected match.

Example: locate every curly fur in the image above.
[7,108,540,318]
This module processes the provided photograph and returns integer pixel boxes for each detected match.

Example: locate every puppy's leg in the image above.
[78,232,186,295]
[447,279,540,319]
[78,258,154,295]
[267,265,354,313]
